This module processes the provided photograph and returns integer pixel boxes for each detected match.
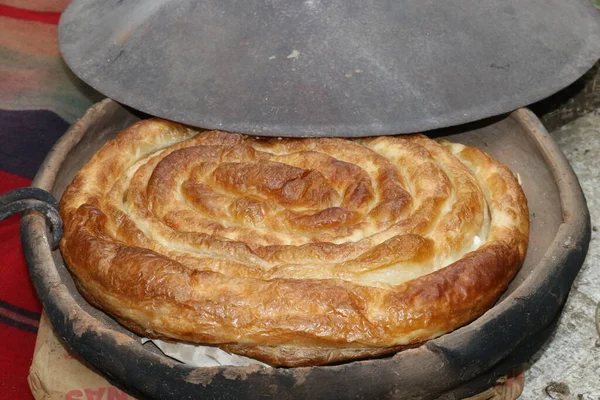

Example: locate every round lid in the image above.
[59,0,600,137]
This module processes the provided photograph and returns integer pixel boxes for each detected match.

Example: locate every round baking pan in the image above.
[21,99,590,399]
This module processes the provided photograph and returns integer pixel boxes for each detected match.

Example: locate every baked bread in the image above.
[59,119,529,367]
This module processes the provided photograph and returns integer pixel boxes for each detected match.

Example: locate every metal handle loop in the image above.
[0,187,63,249]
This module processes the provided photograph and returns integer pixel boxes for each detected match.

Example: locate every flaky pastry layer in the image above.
[59,119,529,366]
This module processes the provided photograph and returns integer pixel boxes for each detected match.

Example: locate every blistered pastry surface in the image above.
[59,119,529,366]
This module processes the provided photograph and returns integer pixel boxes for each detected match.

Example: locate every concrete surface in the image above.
[521,109,600,399]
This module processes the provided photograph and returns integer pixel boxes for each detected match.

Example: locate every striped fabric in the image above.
[0,1,101,398]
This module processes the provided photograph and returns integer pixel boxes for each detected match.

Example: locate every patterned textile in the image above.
[0,1,101,398]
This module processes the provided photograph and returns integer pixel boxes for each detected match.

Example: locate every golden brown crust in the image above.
[59,119,529,367]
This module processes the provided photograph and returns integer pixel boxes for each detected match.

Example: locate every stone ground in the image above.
[520,109,600,399]
[535,62,600,131]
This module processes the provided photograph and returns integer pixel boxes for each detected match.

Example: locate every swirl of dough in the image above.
[59,119,529,366]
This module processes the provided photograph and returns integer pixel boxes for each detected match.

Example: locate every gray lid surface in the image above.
[59,0,600,137]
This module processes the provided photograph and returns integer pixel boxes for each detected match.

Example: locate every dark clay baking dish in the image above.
[16,99,590,400]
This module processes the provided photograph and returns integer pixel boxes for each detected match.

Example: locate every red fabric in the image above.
[0,4,61,24]
[0,172,42,312]
[0,324,36,400]
[0,170,39,400]
[0,0,88,397]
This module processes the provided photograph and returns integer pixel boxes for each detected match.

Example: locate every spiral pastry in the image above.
[59,119,529,366]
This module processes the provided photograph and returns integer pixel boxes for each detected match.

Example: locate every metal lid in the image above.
[59,0,600,137]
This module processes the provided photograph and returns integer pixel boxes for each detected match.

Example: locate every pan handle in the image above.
[0,187,62,249]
